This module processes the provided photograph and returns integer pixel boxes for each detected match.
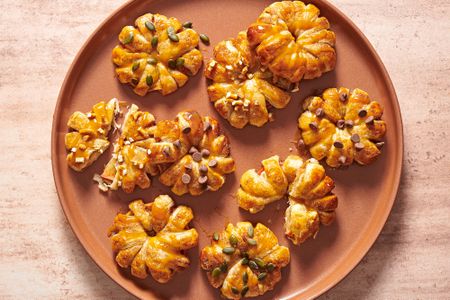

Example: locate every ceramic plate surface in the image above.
[52,0,403,299]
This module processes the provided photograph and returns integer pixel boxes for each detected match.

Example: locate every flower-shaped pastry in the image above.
[112,13,203,96]
[247,1,336,84]
[200,222,290,299]
[108,195,199,283]
[65,98,119,171]
[282,155,338,244]
[101,104,160,193]
[236,156,288,213]
[158,114,236,195]
[205,31,291,128]
[298,87,387,168]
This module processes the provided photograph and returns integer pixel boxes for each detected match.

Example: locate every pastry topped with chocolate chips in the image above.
[298,87,387,168]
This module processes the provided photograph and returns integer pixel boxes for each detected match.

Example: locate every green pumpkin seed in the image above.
[168,59,177,69]
[169,33,179,42]
[247,225,254,238]
[146,75,153,86]
[248,260,258,270]
[147,58,157,65]
[220,262,228,272]
[242,272,248,284]
[229,234,238,247]
[122,32,134,44]
[266,263,275,272]
[151,36,158,48]
[182,21,193,28]
[145,21,155,31]
[176,57,185,67]
[247,238,257,246]
[199,33,210,45]
[132,61,140,72]
[213,232,219,241]
[254,258,266,268]
[231,287,239,294]
[241,286,249,296]
[167,26,175,34]
[211,267,221,278]
[241,257,249,265]
[258,272,267,281]
[222,247,235,255]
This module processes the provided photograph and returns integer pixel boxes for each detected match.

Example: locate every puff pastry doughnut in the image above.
[247,1,336,85]
[112,13,203,96]
[205,31,291,128]
[298,87,387,168]
[65,98,119,171]
[200,222,290,299]
[108,195,198,283]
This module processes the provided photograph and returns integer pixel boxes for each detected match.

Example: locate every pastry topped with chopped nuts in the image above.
[101,104,160,193]
[96,106,235,195]
[236,155,338,245]
[298,87,387,168]
[237,155,288,213]
[112,13,203,96]
[247,1,336,86]
[200,222,290,299]
[205,31,291,128]
[65,98,119,171]
[108,195,199,283]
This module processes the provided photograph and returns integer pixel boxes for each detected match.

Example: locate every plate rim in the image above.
[51,0,404,299]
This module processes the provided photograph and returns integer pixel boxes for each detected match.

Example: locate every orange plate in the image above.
[51,0,403,299]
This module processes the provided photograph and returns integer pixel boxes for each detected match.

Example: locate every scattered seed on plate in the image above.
[182,21,193,28]
[200,33,210,45]
[213,232,219,241]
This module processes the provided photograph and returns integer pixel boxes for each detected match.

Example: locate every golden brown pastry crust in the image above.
[247,1,336,84]
[200,222,290,299]
[236,155,337,245]
[112,13,203,96]
[282,155,337,244]
[100,106,235,195]
[298,87,387,168]
[108,195,198,283]
[65,98,119,171]
[205,31,291,128]
[236,155,288,213]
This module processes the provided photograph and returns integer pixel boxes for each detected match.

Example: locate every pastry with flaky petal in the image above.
[108,195,198,283]
[200,222,290,299]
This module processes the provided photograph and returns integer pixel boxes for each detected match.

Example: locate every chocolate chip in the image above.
[345,120,354,128]
[376,141,385,149]
[355,142,365,150]
[199,164,208,174]
[182,126,191,134]
[181,173,191,184]
[358,109,367,117]
[185,163,193,170]
[203,121,212,131]
[339,93,348,102]
[189,146,199,154]
[173,140,181,148]
[309,122,318,131]
[365,116,374,124]
[315,108,324,118]
[192,152,202,162]
[351,134,360,143]
[338,155,346,164]
[162,146,170,156]
[198,176,208,184]
[208,159,218,168]
[333,141,343,148]
[336,119,345,129]
[201,149,210,158]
